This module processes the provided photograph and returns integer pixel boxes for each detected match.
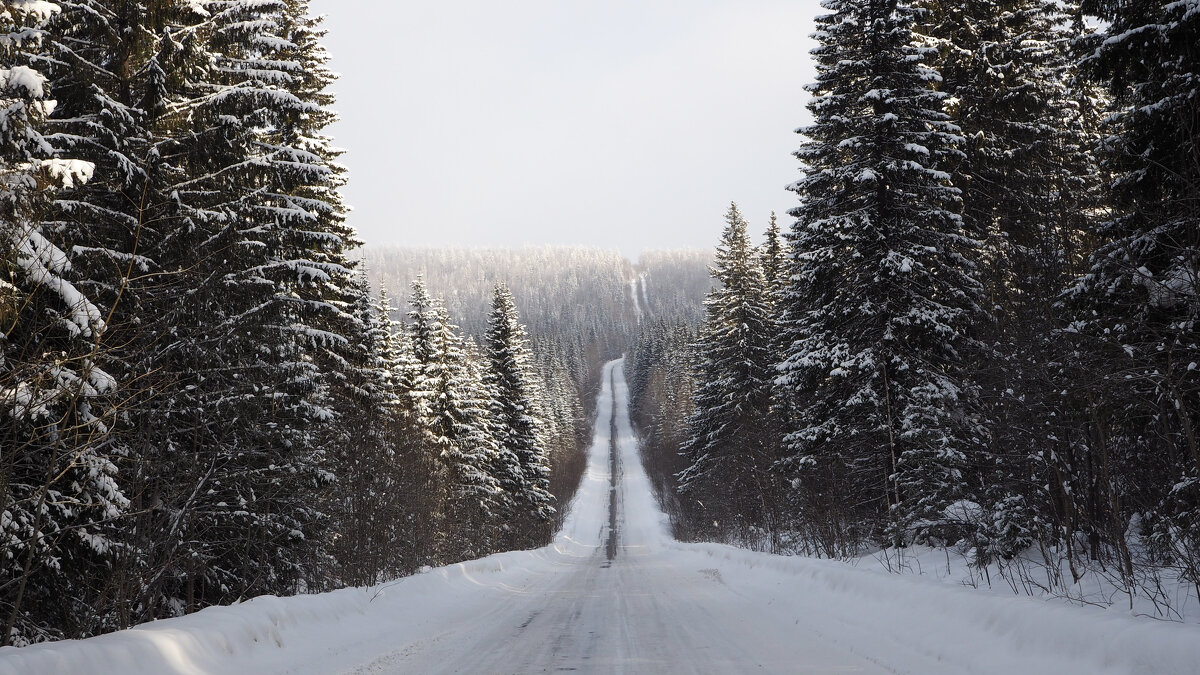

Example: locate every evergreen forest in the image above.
[629,0,1200,616]
[1,0,1198,648]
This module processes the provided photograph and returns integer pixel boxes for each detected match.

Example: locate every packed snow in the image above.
[2,359,1197,674]
[629,275,643,323]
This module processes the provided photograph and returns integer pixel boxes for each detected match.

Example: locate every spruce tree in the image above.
[0,0,126,644]
[1072,0,1200,577]
[914,0,1105,562]
[325,275,414,585]
[87,0,342,616]
[37,0,183,630]
[407,278,503,562]
[483,283,554,545]
[678,203,777,542]
[759,211,787,296]
[776,0,987,553]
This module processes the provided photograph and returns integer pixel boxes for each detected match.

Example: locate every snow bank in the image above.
[0,542,598,675]
[851,543,1200,624]
[666,541,1200,675]
[0,588,370,675]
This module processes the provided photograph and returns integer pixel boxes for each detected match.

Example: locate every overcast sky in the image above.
[308,0,821,257]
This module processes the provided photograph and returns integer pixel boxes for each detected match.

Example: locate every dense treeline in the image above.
[365,246,649,520]
[629,0,1200,607]
[367,245,712,436]
[629,250,712,326]
[0,1,585,646]
[366,246,631,415]
[328,278,570,585]
[627,319,696,523]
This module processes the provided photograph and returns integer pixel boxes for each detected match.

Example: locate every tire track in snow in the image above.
[604,365,620,565]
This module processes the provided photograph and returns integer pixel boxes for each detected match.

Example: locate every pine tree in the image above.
[36,0,184,631]
[407,278,503,562]
[1071,0,1200,579]
[776,0,987,554]
[759,211,787,297]
[915,0,1082,272]
[483,283,554,546]
[86,0,342,616]
[678,203,777,543]
[914,0,1106,563]
[324,274,415,585]
[0,0,125,644]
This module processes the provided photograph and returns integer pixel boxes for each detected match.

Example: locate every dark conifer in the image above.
[776,0,987,553]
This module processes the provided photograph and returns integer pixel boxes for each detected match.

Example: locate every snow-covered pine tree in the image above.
[483,283,554,547]
[36,0,184,631]
[913,0,1105,563]
[677,203,778,543]
[759,212,788,406]
[0,0,124,645]
[383,288,420,412]
[1071,0,1200,578]
[914,0,1085,276]
[261,0,359,423]
[323,273,416,585]
[368,286,434,575]
[4,0,362,639]
[85,0,340,616]
[776,0,987,555]
[407,278,503,562]
[261,0,367,588]
[759,211,787,298]
[43,0,157,321]
[400,276,449,565]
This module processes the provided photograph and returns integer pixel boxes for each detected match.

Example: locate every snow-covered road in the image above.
[345,360,890,674]
[3,359,1197,674]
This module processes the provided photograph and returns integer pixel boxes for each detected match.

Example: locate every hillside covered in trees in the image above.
[364,246,711,524]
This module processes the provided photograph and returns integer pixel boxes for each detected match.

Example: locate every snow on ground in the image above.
[2,360,1198,674]
[846,542,1200,625]
[629,276,643,322]
[638,271,650,316]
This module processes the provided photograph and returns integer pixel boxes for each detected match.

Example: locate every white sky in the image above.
[309,0,821,256]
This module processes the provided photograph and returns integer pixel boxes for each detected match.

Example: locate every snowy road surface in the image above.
[3,359,1198,674]
[343,360,889,675]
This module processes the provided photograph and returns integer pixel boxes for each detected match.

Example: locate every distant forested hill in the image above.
[364,245,711,355]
